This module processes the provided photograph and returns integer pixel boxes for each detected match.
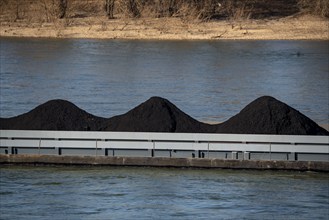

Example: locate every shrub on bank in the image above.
[298,0,329,18]
[0,0,327,23]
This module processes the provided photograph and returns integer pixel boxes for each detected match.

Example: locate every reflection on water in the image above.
[1,166,328,219]
[0,38,328,125]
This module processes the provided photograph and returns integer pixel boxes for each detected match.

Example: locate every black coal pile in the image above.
[100,97,212,133]
[215,96,329,135]
[0,99,105,131]
[1,96,328,136]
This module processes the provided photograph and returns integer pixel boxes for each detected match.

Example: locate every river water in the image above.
[0,166,328,219]
[0,38,328,125]
[0,38,328,219]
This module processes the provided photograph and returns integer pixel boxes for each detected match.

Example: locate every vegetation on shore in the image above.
[1,1,327,40]
[1,0,328,24]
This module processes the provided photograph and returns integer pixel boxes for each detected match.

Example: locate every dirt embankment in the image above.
[1,96,328,136]
[0,0,328,40]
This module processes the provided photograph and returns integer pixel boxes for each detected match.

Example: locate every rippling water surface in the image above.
[0,166,328,219]
[0,38,328,125]
[0,39,328,218]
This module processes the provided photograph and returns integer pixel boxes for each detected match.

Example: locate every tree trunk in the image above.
[59,0,67,19]
[15,0,20,21]
[128,0,140,18]
[105,0,115,19]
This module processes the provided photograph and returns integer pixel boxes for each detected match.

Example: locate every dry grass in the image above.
[0,0,327,41]
[1,0,328,25]
[0,0,104,23]
[298,0,329,18]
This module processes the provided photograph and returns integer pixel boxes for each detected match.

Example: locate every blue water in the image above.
[0,38,328,125]
[0,166,328,219]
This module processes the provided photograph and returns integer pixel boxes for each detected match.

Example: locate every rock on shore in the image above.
[0,96,328,135]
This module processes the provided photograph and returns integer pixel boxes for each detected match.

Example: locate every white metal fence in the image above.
[1,130,328,161]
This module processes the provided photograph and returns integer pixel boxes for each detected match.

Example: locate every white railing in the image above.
[0,130,328,161]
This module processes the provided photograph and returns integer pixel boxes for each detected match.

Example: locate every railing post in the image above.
[8,137,13,155]
[55,147,61,155]
[38,139,41,155]
[232,151,238,159]
[152,141,155,157]
[54,138,61,155]
[244,151,250,160]
[95,139,98,157]
[207,142,210,158]
[290,152,298,161]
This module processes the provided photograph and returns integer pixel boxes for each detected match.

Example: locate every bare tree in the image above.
[105,0,115,19]
[155,0,176,17]
[59,0,67,19]
[15,0,21,21]
[127,0,140,17]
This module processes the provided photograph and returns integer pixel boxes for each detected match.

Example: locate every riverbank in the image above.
[1,155,328,172]
[1,15,328,40]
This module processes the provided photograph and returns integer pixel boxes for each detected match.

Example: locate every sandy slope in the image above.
[0,15,328,40]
